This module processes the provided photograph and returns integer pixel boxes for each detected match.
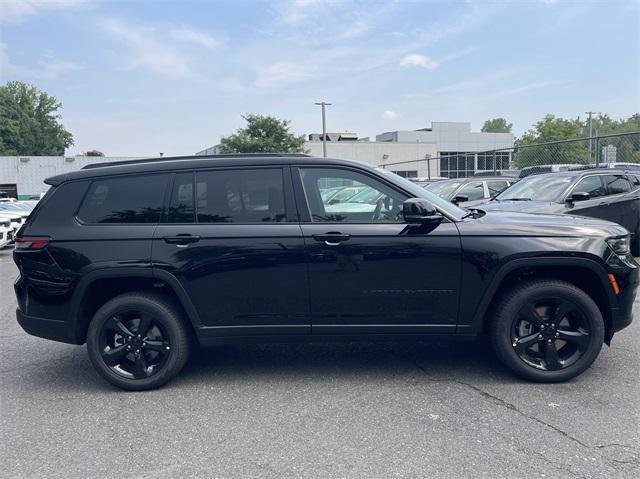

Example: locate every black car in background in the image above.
[425,176,515,206]
[475,169,640,255]
[13,155,639,390]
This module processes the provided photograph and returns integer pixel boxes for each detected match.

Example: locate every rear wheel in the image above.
[87,293,190,390]
[490,280,604,382]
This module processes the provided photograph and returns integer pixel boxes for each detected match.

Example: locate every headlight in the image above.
[606,236,630,255]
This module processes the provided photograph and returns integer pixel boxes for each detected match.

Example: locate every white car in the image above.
[0,211,25,241]
[0,218,13,248]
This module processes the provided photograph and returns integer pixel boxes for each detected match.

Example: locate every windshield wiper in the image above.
[503,198,532,201]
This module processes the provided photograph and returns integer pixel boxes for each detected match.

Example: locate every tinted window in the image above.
[631,175,640,187]
[195,169,285,223]
[486,180,510,197]
[78,175,168,223]
[603,175,631,195]
[168,173,195,223]
[300,168,408,223]
[457,181,485,201]
[573,176,605,198]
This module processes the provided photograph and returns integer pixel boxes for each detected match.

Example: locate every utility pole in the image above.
[585,111,596,162]
[315,101,331,157]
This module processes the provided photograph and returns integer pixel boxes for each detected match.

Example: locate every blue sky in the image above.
[1,0,638,156]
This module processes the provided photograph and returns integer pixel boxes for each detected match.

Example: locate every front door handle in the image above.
[163,234,201,246]
[312,232,351,246]
[598,202,609,207]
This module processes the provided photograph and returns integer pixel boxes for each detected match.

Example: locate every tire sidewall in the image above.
[87,295,188,391]
[492,282,605,382]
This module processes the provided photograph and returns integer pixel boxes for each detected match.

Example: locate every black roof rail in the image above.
[81,153,311,170]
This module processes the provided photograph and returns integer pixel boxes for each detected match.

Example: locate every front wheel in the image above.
[490,280,604,382]
[87,293,190,390]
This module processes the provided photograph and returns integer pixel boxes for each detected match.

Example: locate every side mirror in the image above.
[567,192,590,203]
[402,198,442,224]
[452,194,469,205]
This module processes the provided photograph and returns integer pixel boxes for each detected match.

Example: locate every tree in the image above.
[82,150,105,156]
[481,118,512,133]
[218,114,306,154]
[0,81,74,155]
[513,115,590,167]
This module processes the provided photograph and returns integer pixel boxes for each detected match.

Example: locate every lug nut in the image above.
[547,339,552,343]
[538,335,543,339]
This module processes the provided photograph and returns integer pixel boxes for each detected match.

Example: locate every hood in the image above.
[472,199,563,213]
[0,211,24,220]
[459,208,629,238]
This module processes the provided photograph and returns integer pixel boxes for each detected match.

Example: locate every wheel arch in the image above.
[70,268,201,344]
[470,257,616,342]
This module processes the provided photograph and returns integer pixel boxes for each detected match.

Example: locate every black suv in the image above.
[13,155,639,390]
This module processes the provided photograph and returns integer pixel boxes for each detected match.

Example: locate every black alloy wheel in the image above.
[99,312,171,380]
[511,299,590,371]
[87,293,190,390]
[490,280,604,382]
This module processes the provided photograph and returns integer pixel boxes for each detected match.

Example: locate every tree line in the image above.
[0,80,638,160]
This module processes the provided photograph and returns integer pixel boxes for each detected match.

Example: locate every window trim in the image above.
[161,165,295,225]
[74,172,171,226]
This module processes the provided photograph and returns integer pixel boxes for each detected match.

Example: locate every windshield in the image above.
[375,168,467,218]
[497,175,574,202]
[425,180,463,199]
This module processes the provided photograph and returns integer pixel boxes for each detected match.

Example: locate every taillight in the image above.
[15,237,50,250]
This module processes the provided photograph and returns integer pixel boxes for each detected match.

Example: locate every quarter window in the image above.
[572,176,605,198]
[300,168,408,223]
[78,174,168,223]
[603,175,631,195]
[195,169,286,223]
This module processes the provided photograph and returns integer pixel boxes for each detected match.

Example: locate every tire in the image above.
[489,279,604,382]
[87,292,190,391]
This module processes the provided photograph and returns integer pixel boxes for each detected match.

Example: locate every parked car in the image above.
[519,164,584,178]
[14,154,638,390]
[320,185,365,205]
[425,177,515,206]
[477,169,640,255]
[0,218,13,248]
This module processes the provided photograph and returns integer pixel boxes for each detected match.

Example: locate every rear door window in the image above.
[195,168,286,223]
[77,174,168,223]
[603,175,632,195]
[168,173,195,223]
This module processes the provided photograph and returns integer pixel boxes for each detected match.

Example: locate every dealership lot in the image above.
[0,248,638,478]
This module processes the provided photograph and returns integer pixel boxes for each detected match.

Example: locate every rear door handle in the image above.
[312,232,351,246]
[163,234,200,246]
[598,202,609,206]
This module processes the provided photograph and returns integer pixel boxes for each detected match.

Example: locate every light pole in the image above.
[315,101,331,157]
[585,111,598,162]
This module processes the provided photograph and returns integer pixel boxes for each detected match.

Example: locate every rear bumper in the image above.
[16,308,78,344]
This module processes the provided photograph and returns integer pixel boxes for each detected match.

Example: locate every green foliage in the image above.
[218,114,307,154]
[514,115,589,167]
[481,118,512,133]
[0,81,74,155]
[82,150,105,156]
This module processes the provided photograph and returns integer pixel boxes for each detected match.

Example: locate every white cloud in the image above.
[400,53,439,70]
[254,61,314,89]
[168,26,222,51]
[543,0,559,5]
[0,42,82,80]
[276,0,340,25]
[382,110,398,120]
[0,0,86,24]
[99,19,221,81]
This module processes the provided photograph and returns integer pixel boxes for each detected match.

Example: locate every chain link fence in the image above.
[381,131,640,179]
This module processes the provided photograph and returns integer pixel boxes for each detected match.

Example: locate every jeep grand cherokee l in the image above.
[13,154,639,390]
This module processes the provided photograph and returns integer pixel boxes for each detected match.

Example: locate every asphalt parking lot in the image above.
[0,248,638,479]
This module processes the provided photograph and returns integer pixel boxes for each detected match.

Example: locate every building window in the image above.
[391,170,418,179]
[477,152,510,172]
[440,152,475,179]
